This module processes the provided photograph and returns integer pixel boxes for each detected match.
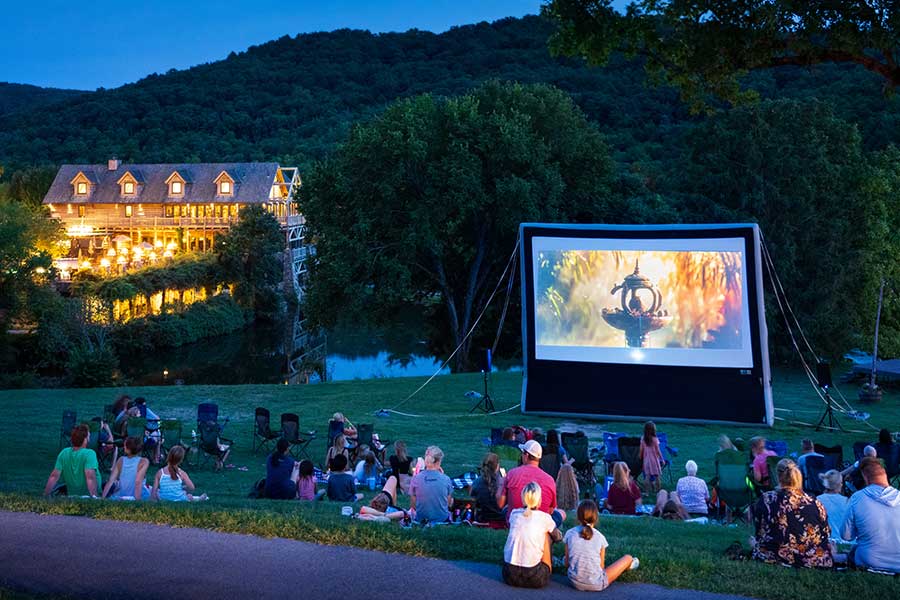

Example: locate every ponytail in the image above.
[580,524,594,540]
[576,499,599,540]
[521,482,541,518]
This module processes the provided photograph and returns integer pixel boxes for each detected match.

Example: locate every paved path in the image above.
[0,510,756,600]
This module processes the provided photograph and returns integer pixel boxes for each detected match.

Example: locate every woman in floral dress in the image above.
[751,459,833,568]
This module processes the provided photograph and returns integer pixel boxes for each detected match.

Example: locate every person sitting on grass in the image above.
[102,436,150,500]
[817,469,849,540]
[325,434,351,472]
[353,449,382,486]
[317,454,363,502]
[265,439,297,500]
[409,445,454,523]
[650,489,690,521]
[470,452,505,528]
[497,440,566,528]
[296,460,317,501]
[842,445,877,492]
[389,440,413,495]
[604,462,642,515]
[43,424,101,498]
[676,460,709,517]
[751,459,832,568]
[639,421,663,494]
[564,499,638,591]
[750,436,777,489]
[841,457,900,574]
[502,482,562,589]
[151,446,207,502]
[134,397,162,464]
[556,463,580,512]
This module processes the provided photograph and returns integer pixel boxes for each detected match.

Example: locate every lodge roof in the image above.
[44,162,282,204]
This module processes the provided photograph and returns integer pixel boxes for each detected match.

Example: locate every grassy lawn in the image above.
[0,369,898,600]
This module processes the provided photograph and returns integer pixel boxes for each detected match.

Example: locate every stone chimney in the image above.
[108,158,120,171]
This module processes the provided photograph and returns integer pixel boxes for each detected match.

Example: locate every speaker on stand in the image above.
[815,361,844,432]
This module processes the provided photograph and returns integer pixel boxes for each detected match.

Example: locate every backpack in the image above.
[248,477,267,499]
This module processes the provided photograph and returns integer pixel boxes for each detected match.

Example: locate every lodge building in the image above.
[42,160,305,283]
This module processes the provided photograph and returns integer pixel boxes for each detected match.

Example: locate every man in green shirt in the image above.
[43,423,100,497]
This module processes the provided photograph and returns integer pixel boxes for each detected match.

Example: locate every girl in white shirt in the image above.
[502,482,561,588]
[564,499,638,591]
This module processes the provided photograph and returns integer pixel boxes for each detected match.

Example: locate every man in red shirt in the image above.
[496,440,566,527]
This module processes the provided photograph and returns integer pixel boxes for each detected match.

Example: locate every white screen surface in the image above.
[532,236,753,368]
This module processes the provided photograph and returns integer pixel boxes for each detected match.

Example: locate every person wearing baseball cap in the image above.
[497,439,566,528]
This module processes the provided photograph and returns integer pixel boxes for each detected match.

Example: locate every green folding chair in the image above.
[714,449,754,522]
[159,419,185,456]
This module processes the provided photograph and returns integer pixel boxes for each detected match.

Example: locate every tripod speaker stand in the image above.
[469,349,495,414]
[815,361,844,432]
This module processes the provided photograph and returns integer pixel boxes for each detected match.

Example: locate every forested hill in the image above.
[0,83,85,118]
[1,15,899,171]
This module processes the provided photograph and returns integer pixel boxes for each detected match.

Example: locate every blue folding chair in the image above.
[766,439,789,458]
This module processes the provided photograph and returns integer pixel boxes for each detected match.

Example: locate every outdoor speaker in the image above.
[816,361,832,388]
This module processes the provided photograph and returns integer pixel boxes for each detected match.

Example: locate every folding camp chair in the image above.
[765,455,786,490]
[86,418,112,472]
[159,419,185,457]
[657,432,677,484]
[765,440,789,458]
[567,433,596,490]
[490,428,504,446]
[196,420,232,469]
[874,443,900,486]
[356,423,387,464]
[281,413,315,461]
[327,419,345,449]
[198,403,220,428]
[714,449,753,522]
[601,432,625,476]
[539,449,561,480]
[59,410,77,449]
[803,455,827,495]
[615,437,643,479]
[491,444,522,471]
[814,444,844,470]
[252,408,280,455]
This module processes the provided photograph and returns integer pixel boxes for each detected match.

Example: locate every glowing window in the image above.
[125,205,133,217]
[76,182,88,195]
[171,181,183,195]
[123,181,134,195]
[77,205,85,217]
[220,181,231,195]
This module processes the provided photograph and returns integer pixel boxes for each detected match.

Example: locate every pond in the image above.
[118,311,470,386]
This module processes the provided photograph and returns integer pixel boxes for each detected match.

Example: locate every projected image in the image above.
[532,237,753,367]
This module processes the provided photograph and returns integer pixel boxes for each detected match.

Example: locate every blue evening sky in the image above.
[1,1,629,91]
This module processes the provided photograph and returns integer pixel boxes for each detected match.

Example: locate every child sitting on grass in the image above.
[317,454,363,502]
[296,459,317,500]
[564,499,638,591]
[151,446,207,502]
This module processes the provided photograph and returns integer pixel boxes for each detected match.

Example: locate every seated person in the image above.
[751,459,832,568]
[565,499,637,592]
[102,436,150,500]
[651,489,690,521]
[296,459,317,500]
[319,454,363,502]
[265,439,297,500]
[841,457,900,573]
[874,428,896,458]
[497,440,566,527]
[151,446,207,502]
[842,445,877,492]
[409,445,453,523]
[502,482,562,589]
[43,424,101,497]
[498,427,519,448]
[331,412,357,446]
[796,439,824,480]
[817,469,848,540]
[604,462,642,515]
[750,436,777,488]
[470,452,505,527]
[134,397,161,463]
[676,460,709,516]
[325,434,351,472]
[556,464,579,512]
[353,448,382,486]
[389,440,413,495]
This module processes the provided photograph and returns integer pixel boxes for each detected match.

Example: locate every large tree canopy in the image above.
[545,0,900,111]
[299,80,620,370]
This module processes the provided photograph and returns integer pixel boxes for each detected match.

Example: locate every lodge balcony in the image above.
[61,213,304,235]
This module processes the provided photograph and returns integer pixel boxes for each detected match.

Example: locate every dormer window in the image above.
[71,171,93,196]
[214,171,235,197]
[77,182,88,195]
[166,171,187,197]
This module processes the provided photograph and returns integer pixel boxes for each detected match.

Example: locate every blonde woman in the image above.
[556,463,580,511]
[502,482,561,588]
[751,459,832,568]
[605,462,642,515]
[325,434,350,472]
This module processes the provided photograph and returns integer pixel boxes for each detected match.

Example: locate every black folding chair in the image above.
[281,413,316,461]
[803,455,827,495]
[814,443,844,470]
[567,432,596,491]
[59,410,77,449]
[356,423,387,464]
[196,420,232,469]
[616,437,643,480]
[252,408,280,454]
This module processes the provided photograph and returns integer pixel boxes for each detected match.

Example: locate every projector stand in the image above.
[469,370,495,414]
[815,388,844,432]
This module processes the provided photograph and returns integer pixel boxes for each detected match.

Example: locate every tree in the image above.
[0,200,62,331]
[299,80,619,371]
[674,99,898,358]
[215,205,285,313]
[544,0,900,112]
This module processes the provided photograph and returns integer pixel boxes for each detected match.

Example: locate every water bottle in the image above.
[191,429,197,443]
[464,508,473,522]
